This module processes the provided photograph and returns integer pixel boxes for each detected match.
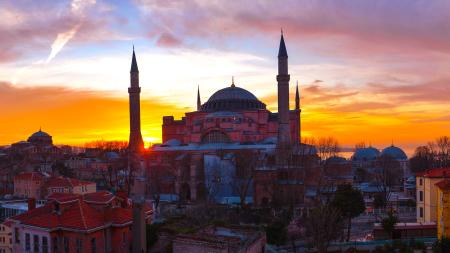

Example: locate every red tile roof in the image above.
[10,199,101,230]
[111,208,132,225]
[46,177,94,189]
[436,179,450,190]
[416,168,450,178]
[83,191,115,204]
[11,192,153,231]
[1,220,13,228]
[47,193,81,203]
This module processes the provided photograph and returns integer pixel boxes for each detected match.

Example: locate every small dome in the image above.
[30,130,51,138]
[260,136,277,144]
[163,139,182,147]
[201,85,266,112]
[352,147,380,162]
[105,152,120,160]
[326,156,347,164]
[381,145,407,160]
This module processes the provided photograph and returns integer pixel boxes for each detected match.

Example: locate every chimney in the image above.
[27,198,36,211]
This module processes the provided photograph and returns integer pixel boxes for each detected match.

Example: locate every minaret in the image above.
[197,85,201,111]
[128,47,144,153]
[295,81,301,143]
[277,32,291,150]
[129,48,147,253]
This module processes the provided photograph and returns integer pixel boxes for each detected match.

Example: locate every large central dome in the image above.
[201,85,266,112]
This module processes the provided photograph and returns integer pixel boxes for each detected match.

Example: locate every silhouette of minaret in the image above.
[128,47,147,253]
[197,85,201,111]
[128,47,144,153]
[295,81,300,110]
[295,81,301,143]
[277,31,291,150]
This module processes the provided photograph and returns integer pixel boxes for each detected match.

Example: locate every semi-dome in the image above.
[201,85,266,112]
[381,145,407,160]
[352,147,380,162]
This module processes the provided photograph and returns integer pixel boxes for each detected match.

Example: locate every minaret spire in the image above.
[276,31,291,161]
[231,76,235,87]
[295,81,300,110]
[278,32,288,58]
[197,85,201,111]
[131,46,139,73]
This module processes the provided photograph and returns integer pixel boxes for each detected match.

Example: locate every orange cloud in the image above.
[260,80,450,154]
[0,82,186,146]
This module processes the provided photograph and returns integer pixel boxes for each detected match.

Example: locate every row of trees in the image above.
[410,136,450,172]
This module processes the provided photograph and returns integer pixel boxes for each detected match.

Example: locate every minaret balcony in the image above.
[128,87,141,93]
[276,74,290,82]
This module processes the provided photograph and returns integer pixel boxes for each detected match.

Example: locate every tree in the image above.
[84,140,129,152]
[232,150,258,209]
[435,136,450,168]
[375,154,401,211]
[410,136,450,170]
[316,137,340,162]
[433,237,450,253]
[354,141,366,150]
[266,220,288,246]
[330,184,365,241]
[410,145,434,172]
[381,210,398,239]
[52,161,74,178]
[305,204,343,253]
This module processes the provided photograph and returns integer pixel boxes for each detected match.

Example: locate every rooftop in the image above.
[9,193,152,231]
[46,177,94,188]
[416,168,450,178]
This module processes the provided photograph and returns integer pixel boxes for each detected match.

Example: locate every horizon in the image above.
[1,0,449,156]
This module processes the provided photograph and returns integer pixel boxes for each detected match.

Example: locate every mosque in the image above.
[126,32,409,206]
[127,33,314,205]
[128,33,300,151]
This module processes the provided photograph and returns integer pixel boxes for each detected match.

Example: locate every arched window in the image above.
[202,131,230,143]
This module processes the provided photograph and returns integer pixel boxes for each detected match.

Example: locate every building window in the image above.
[76,238,82,253]
[419,178,423,186]
[201,130,230,143]
[419,191,423,202]
[14,228,20,243]
[42,237,48,253]
[33,234,39,253]
[53,237,58,253]
[91,238,96,253]
[420,207,424,218]
[64,237,69,253]
[25,233,30,251]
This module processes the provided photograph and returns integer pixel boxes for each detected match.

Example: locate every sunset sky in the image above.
[1,0,449,155]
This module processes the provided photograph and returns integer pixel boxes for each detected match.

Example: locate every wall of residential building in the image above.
[416,176,440,223]
[13,178,44,199]
[173,239,230,253]
[0,224,12,253]
[173,235,266,253]
[50,230,105,253]
[437,187,450,239]
[72,183,96,195]
[111,226,131,253]
[11,223,51,253]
